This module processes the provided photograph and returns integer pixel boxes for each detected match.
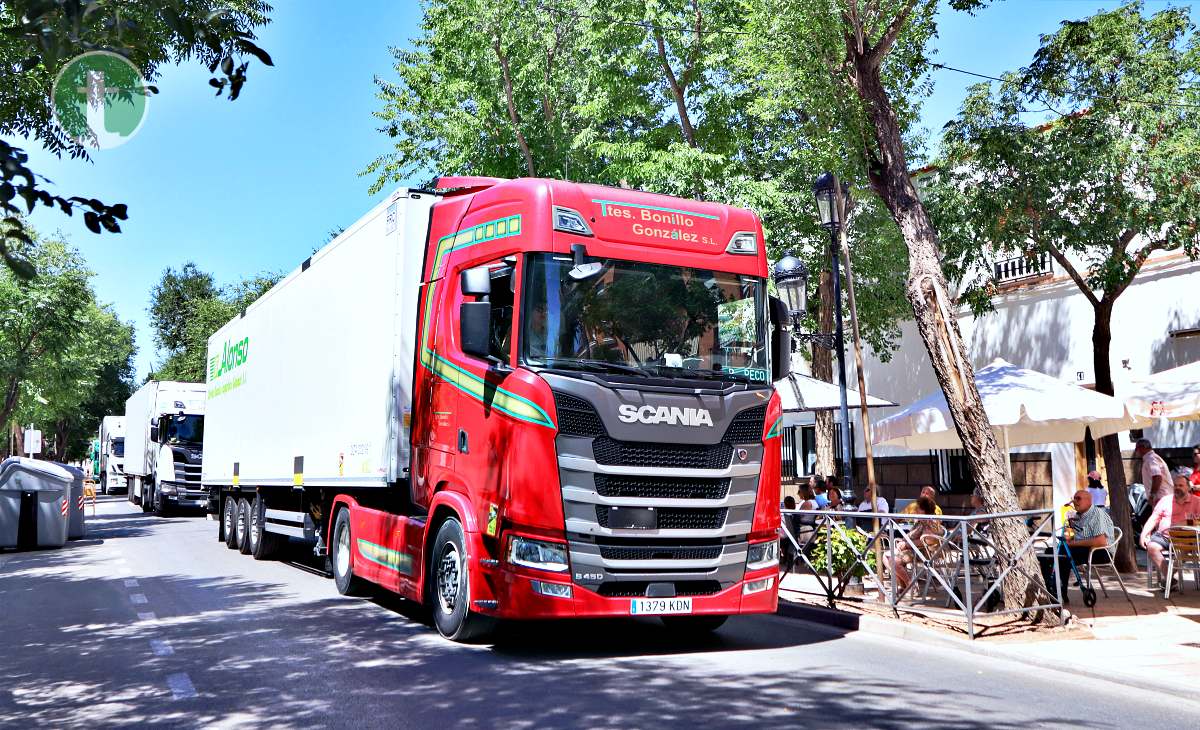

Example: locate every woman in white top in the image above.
[1086,470,1108,508]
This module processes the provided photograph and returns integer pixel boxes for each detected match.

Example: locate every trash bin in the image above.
[0,457,70,549]
[54,462,87,540]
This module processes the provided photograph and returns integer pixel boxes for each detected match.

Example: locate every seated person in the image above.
[857,488,889,514]
[882,496,941,593]
[1139,468,1200,594]
[901,485,944,516]
[1037,489,1113,603]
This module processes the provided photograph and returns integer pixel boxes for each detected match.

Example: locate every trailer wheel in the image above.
[250,495,283,560]
[429,518,494,643]
[661,615,728,634]
[223,495,239,549]
[331,508,368,596]
[236,498,252,554]
[141,481,153,513]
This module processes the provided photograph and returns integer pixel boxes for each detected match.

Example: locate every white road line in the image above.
[137,612,157,621]
[166,672,197,700]
[149,639,174,657]
[130,593,148,605]
[124,579,140,588]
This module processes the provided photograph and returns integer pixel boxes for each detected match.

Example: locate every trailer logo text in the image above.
[210,336,250,381]
[617,404,714,427]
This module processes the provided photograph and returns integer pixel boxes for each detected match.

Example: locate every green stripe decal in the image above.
[419,214,555,429]
[765,416,782,440]
[357,538,414,576]
[590,199,720,220]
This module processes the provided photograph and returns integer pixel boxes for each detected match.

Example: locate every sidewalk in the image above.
[778,570,1200,699]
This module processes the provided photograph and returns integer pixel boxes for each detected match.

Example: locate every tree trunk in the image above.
[1090,298,1136,571]
[652,30,698,148]
[851,54,1054,617]
[492,36,536,177]
[812,271,835,476]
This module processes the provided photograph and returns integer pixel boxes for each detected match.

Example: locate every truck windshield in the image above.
[521,253,769,383]
[112,437,125,457]
[164,414,204,444]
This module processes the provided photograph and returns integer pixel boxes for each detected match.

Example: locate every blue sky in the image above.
[14,0,1157,378]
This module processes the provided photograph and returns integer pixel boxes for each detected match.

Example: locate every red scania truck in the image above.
[202,177,789,640]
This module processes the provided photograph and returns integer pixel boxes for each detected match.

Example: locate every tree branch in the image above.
[492,34,536,177]
[653,28,698,147]
[866,0,918,69]
[1044,241,1100,308]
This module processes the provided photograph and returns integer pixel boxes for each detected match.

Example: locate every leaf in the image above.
[0,183,13,203]
[111,203,128,220]
[100,216,121,233]
[221,55,234,76]
[237,40,274,67]
[83,211,101,234]
[0,243,36,279]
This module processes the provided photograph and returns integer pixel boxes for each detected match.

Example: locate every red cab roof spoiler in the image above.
[435,176,507,195]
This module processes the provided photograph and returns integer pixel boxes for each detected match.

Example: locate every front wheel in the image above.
[331,508,368,596]
[661,615,728,634]
[429,518,494,642]
[153,483,170,517]
[223,496,240,549]
[141,482,152,513]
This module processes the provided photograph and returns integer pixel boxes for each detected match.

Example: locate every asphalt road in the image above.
[2,496,1198,729]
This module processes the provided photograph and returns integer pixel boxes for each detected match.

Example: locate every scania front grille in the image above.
[597,580,723,598]
[592,437,733,470]
[593,474,730,500]
[723,404,767,443]
[596,506,728,530]
[598,544,723,561]
[554,392,606,437]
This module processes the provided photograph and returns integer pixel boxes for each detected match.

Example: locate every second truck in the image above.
[125,381,207,515]
[203,177,789,640]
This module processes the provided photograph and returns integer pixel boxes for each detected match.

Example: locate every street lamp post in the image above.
[772,173,855,493]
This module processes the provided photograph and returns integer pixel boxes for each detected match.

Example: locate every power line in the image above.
[932,62,1200,111]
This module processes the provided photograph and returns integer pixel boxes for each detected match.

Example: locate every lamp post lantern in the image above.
[815,172,855,494]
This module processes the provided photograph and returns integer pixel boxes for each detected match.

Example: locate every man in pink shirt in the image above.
[1134,438,1172,506]
[1140,468,1200,593]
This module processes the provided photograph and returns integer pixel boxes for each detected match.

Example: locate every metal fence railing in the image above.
[779,508,1062,639]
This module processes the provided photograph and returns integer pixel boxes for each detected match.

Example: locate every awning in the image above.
[774,372,896,426]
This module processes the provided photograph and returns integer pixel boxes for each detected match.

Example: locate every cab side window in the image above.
[485,260,515,361]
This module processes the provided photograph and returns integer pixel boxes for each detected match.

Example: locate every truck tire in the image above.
[153,483,170,517]
[661,615,728,634]
[141,481,153,513]
[236,498,253,554]
[250,495,283,560]
[429,518,494,643]
[331,508,368,596]
[223,495,239,549]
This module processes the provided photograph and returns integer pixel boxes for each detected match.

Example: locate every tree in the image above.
[150,267,279,382]
[0,0,273,276]
[747,0,1054,613]
[928,2,1200,571]
[0,234,91,431]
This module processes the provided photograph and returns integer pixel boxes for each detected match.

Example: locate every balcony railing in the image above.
[993,252,1052,285]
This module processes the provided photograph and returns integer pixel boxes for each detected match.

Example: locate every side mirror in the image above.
[460,301,492,360]
[149,421,159,443]
[461,266,492,297]
[769,296,792,382]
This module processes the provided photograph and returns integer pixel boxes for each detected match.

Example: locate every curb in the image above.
[776,600,1198,702]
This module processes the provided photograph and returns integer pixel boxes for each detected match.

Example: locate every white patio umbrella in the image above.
[775,372,896,427]
[1121,361,1200,422]
[872,359,1150,455]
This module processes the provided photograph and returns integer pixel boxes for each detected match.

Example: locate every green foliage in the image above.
[150,266,279,382]
[0,227,136,459]
[369,0,912,360]
[928,1,1200,318]
[0,0,273,276]
[810,524,876,579]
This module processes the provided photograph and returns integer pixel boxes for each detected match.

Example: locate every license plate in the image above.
[608,506,657,529]
[630,597,693,615]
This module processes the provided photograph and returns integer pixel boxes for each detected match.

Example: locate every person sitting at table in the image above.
[1139,468,1200,594]
[857,486,889,514]
[810,475,830,508]
[882,496,941,594]
[901,485,944,516]
[1037,489,1113,603]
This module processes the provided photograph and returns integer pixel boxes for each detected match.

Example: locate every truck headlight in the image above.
[746,540,778,570]
[508,536,569,572]
[743,576,774,595]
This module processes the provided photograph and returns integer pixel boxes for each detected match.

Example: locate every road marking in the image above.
[137,612,157,621]
[166,673,197,700]
[124,579,140,588]
[150,639,174,657]
[130,593,148,605]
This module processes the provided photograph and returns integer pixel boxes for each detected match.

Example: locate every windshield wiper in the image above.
[541,357,650,378]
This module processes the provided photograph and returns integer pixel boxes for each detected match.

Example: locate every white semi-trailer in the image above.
[98,415,126,494]
[124,381,207,515]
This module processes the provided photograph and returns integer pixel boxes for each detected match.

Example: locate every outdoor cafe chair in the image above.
[1085,526,1129,601]
[1163,527,1200,600]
